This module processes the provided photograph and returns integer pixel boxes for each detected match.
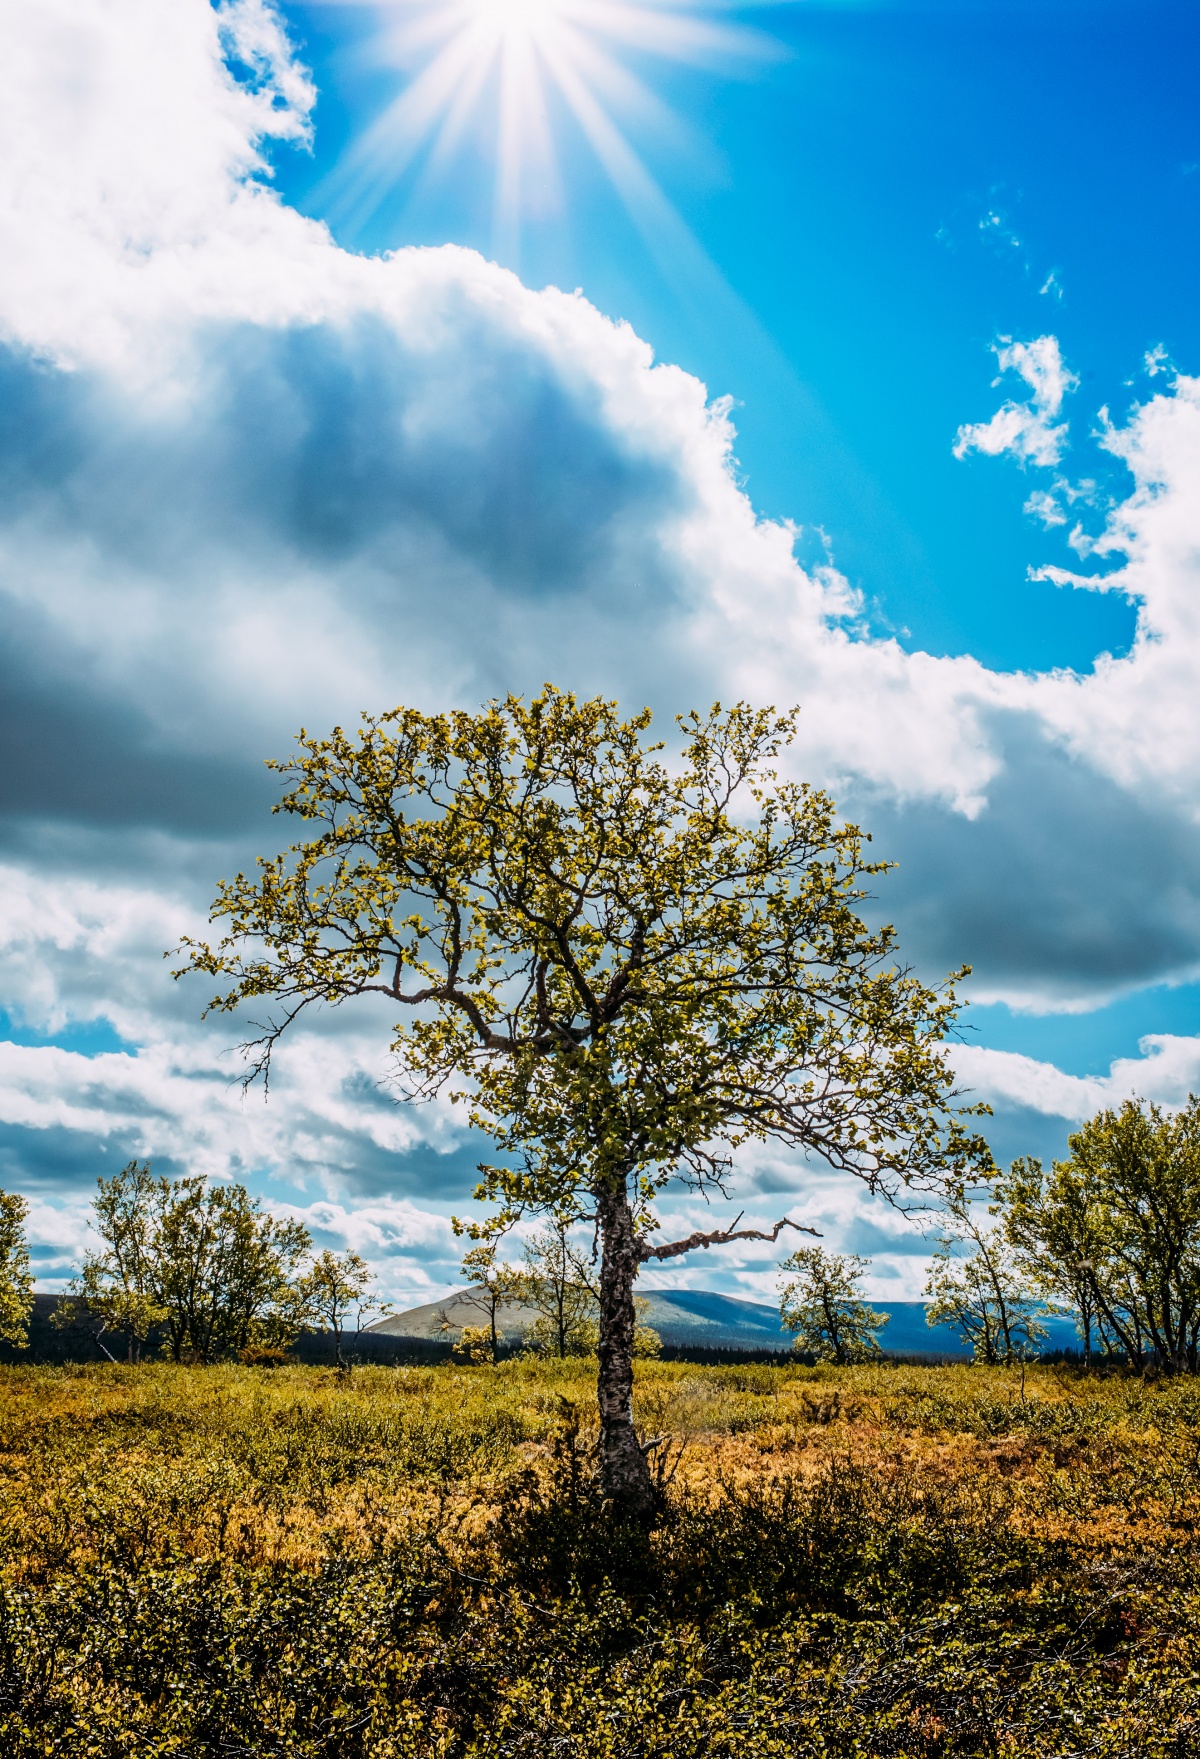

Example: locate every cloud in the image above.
[966,1035,1200,1120]
[953,335,1077,467]
[2,0,1200,1291]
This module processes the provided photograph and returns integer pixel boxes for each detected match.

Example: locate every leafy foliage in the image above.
[55,1161,311,1363]
[925,1181,1052,1363]
[0,1191,32,1349]
[176,687,987,1514]
[999,1097,1200,1371]
[518,1208,599,1357]
[300,1250,388,1369]
[455,1242,525,1361]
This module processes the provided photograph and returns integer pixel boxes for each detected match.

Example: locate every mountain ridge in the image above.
[369,1287,1084,1358]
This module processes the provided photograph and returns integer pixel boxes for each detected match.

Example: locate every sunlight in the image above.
[322,0,780,258]
[471,0,566,31]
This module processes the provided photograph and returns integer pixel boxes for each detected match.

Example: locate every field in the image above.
[2,1358,1199,1756]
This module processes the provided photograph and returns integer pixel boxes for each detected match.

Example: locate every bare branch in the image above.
[637,1213,821,1264]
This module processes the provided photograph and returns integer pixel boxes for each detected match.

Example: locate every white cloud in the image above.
[1026,371,1200,801]
[1024,488,1067,527]
[953,335,1077,467]
[953,1033,1200,1123]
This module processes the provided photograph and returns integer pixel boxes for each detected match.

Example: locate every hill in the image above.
[369,1287,1084,1358]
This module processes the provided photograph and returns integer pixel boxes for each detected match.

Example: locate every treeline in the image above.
[3,1093,1200,1372]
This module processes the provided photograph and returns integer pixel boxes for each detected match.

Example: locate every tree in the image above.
[300,1249,387,1369]
[59,1162,311,1363]
[778,1246,889,1363]
[520,1208,599,1357]
[997,1099,1200,1373]
[457,1241,524,1361]
[0,1190,33,1349]
[997,1157,1110,1367]
[153,1177,311,1362]
[178,689,987,1519]
[925,1182,1050,1364]
[53,1160,165,1362]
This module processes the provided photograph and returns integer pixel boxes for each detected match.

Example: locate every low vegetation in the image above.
[3,1355,1200,1756]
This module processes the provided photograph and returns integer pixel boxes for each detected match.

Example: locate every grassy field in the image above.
[2,1357,1199,1756]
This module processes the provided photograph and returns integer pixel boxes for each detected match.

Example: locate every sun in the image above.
[473,0,566,29]
[322,0,780,258]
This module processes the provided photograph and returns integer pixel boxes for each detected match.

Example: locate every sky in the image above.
[0,0,1198,1308]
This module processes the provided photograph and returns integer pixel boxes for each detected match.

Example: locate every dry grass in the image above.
[2,1357,1200,1754]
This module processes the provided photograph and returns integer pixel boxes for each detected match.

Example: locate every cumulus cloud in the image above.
[3,0,1200,1294]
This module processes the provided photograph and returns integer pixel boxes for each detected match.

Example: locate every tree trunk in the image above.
[595,1184,656,1523]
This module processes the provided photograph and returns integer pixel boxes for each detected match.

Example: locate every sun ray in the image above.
[317,0,783,251]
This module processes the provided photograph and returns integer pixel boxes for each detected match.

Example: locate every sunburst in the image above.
[321,0,781,257]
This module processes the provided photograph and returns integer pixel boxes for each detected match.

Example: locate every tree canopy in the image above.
[924,1181,1051,1365]
[778,1247,889,1364]
[57,1161,311,1363]
[0,1189,33,1350]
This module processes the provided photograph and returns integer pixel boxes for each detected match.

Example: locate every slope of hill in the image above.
[369,1288,1084,1358]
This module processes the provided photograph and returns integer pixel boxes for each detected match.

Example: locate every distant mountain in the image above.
[370,1288,1084,1358]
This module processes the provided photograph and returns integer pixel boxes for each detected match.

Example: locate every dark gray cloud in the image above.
[860,710,1200,1005]
[0,304,694,841]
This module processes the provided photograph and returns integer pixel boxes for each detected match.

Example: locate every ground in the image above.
[1,1356,1198,1755]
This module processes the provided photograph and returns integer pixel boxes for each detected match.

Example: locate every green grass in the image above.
[2,1357,1199,1755]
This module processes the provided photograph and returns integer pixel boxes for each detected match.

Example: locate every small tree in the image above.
[0,1190,34,1349]
[521,1208,599,1358]
[997,1157,1111,1367]
[154,1177,311,1361]
[178,689,987,1518]
[452,1324,495,1364]
[925,1183,1050,1364]
[530,1299,660,1359]
[54,1160,165,1362]
[458,1241,524,1361]
[778,1246,888,1363]
[301,1249,386,1369]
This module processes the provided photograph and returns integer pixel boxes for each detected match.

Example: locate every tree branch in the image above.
[637,1213,821,1264]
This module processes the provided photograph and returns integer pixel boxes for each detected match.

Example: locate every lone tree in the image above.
[456,1240,524,1361]
[178,689,986,1519]
[520,1207,600,1358]
[778,1246,889,1364]
[301,1249,387,1370]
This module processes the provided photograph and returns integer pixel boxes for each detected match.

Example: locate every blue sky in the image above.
[277,0,1198,674]
[0,0,1198,1305]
